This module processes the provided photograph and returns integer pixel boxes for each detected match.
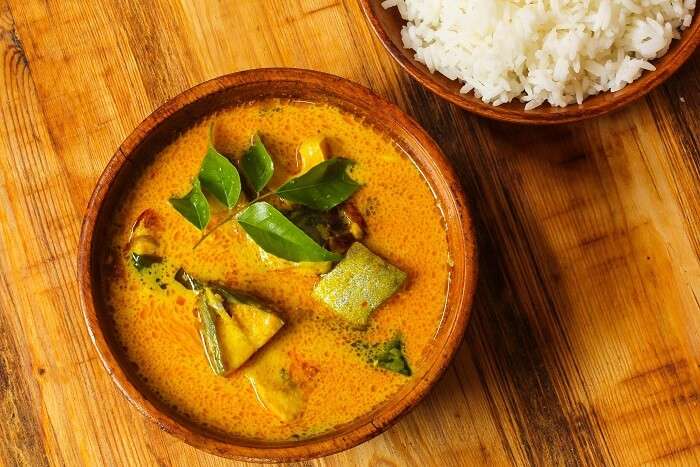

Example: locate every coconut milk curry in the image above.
[102,99,450,440]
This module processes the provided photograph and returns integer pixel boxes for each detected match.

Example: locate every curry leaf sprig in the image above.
[169,126,360,262]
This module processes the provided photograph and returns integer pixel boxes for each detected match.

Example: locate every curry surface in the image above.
[103,99,451,440]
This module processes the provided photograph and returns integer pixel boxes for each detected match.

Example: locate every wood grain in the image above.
[1,0,699,465]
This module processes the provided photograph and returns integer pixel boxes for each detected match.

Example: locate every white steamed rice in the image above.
[381,0,695,109]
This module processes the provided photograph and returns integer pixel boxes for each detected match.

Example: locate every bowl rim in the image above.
[359,0,700,125]
[77,68,478,462]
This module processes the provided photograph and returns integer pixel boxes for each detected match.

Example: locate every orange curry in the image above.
[102,99,451,440]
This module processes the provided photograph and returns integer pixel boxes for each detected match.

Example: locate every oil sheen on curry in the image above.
[103,99,450,441]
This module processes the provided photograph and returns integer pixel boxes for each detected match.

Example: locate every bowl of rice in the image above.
[360,0,699,124]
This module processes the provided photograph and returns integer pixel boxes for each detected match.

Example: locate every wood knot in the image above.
[0,355,7,393]
[0,10,28,68]
[10,27,28,66]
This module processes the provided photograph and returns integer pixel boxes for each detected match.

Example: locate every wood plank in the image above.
[0,0,698,465]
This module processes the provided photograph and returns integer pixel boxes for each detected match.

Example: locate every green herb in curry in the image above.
[276,158,360,211]
[238,202,342,263]
[240,133,274,194]
[169,178,210,230]
[353,335,412,376]
[198,126,241,208]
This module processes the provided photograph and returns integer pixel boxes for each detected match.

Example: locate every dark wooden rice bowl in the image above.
[359,0,700,124]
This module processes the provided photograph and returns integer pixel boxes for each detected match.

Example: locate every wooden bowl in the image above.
[77,68,477,462]
[359,1,700,124]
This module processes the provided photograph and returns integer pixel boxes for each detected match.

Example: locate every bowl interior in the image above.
[79,69,477,462]
[361,1,700,124]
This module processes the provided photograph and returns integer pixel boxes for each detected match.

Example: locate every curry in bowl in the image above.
[102,98,450,440]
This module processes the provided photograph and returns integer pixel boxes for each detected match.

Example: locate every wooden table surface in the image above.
[1,1,699,466]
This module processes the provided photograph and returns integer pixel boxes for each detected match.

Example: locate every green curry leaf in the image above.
[372,336,412,376]
[199,127,241,208]
[240,133,274,194]
[237,202,341,262]
[275,158,360,211]
[169,179,210,230]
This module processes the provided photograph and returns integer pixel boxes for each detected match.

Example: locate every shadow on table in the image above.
[379,74,619,466]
